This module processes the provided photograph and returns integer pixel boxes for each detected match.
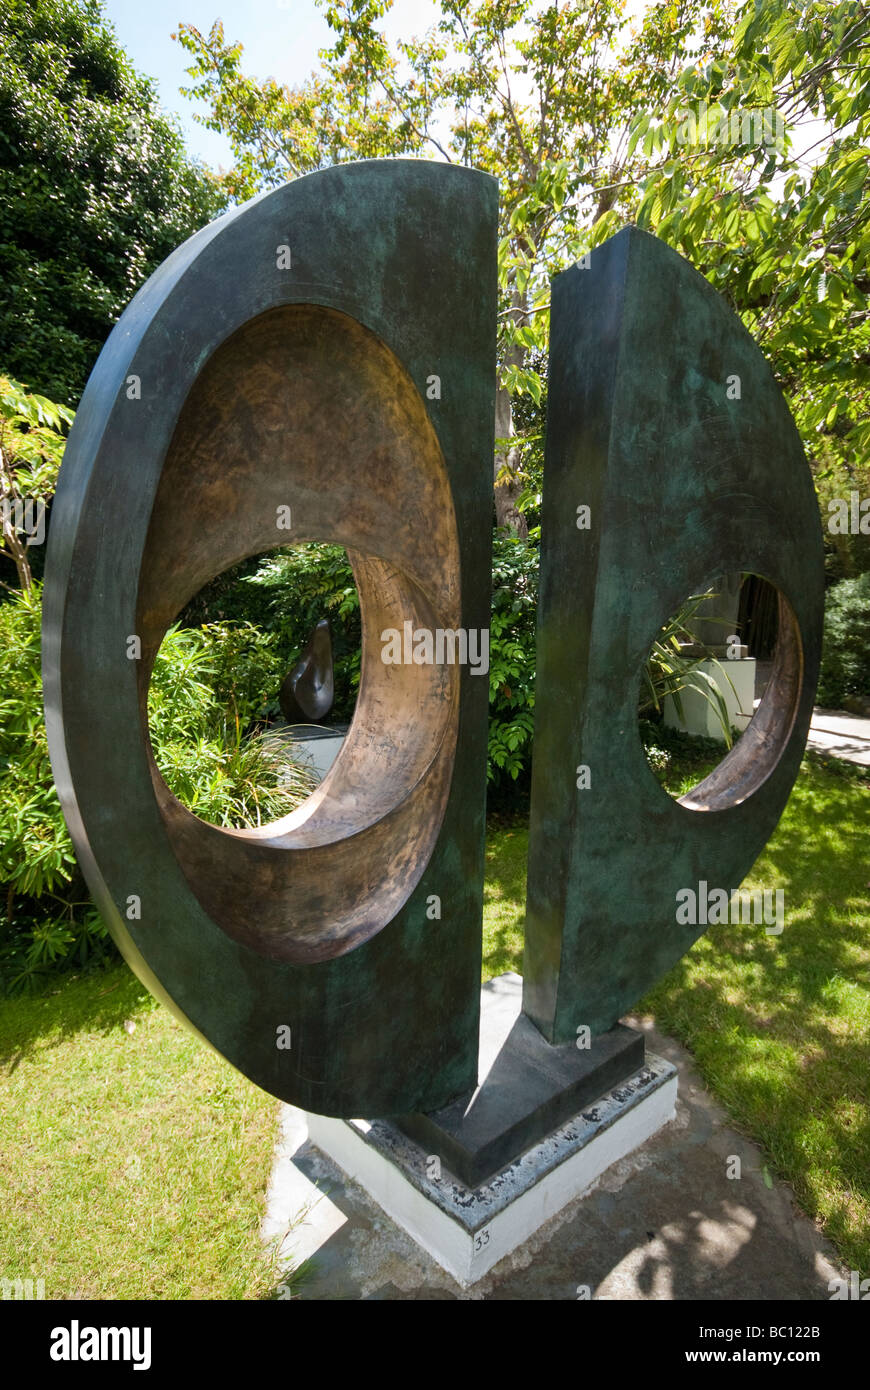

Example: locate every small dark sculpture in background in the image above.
[279,618,334,724]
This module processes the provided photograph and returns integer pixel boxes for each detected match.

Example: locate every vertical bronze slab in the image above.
[524,226,824,1043]
[43,160,497,1116]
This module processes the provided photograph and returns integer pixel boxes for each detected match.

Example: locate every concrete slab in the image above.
[308,1054,675,1285]
[263,1017,847,1300]
[806,708,870,766]
[664,656,756,739]
[272,722,348,782]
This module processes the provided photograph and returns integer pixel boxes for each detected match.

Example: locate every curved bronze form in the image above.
[43,161,498,1116]
[44,165,819,1118]
[139,303,461,964]
[279,619,334,724]
[678,588,802,813]
[524,227,825,1042]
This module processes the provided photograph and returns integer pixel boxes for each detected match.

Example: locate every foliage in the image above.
[625,0,870,512]
[182,543,363,724]
[0,585,81,900]
[0,0,226,405]
[487,539,739,782]
[0,373,74,591]
[173,0,735,530]
[488,534,538,783]
[639,717,733,791]
[0,585,317,994]
[639,590,738,747]
[815,436,870,582]
[816,572,870,708]
[147,623,319,829]
[156,620,283,736]
[240,545,362,721]
[179,536,542,788]
[0,581,107,991]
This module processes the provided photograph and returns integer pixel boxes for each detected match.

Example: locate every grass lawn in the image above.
[483,814,528,978]
[1,746,866,1296]
[0,967,283,1299]
[482,749,870,1277]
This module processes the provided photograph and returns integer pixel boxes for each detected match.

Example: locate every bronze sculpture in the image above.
[279,618,335,725]
[42,161,823,1128]
[43,161,497,1116]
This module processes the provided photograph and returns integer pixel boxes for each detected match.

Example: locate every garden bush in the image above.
[0,583,105,990]
[488,534,538,785]
[0,586,317,993]
[817,573,870,709]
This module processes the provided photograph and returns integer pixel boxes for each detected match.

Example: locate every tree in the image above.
[174,0,731,531]
[626,0,870,570]
[174,1,869,540]
[0,374,72,592]
[0,0,227,407]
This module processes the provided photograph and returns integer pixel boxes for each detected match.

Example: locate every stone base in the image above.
[306,974,677,1286]
[396,974,645,1187]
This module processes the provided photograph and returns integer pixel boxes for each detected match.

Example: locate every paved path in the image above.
[807,708,870,766]
[263,1019,846,1301]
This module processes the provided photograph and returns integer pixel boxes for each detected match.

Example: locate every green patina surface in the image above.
[43,161,498,1117]
[43,174,823,1116]
[524,227,824,1043]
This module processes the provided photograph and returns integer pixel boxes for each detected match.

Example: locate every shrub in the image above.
[0,583,106,991]
[0,587,317,993]
[1,372,73,591]
[180,543,362,723]
[638,590,737,747]
[488,534,538,784]
[0,0,225,404]
[146,623,319,828]
[817,574,870,708]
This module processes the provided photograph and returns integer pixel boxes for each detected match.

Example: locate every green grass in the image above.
[0,966,285,1299]
[2,748,866,1296]
[643,753,870,1277]
[482,753,870,1277]
[483,816,528,977]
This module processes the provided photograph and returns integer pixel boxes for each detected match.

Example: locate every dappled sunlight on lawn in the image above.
[483,756,870,1272]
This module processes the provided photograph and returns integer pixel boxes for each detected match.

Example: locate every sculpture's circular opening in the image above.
[132,302,463,962]
[638,574,802,809]
[145,542,361,831]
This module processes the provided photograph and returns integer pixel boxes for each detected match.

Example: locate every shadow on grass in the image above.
[641,758,870,1270]
[0,961,151,1072]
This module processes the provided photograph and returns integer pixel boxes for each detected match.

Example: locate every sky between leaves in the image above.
[102,0,663,171]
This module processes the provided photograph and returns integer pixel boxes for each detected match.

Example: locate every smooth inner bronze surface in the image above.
[679,588,803,812]
[137,305,461,963]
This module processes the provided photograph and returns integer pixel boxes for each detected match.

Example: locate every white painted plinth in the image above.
[307,1055,677,1287]
[663,657,756,739]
